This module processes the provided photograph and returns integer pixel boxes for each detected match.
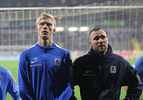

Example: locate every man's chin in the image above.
[98,50,105,54]
[42,36,48,40]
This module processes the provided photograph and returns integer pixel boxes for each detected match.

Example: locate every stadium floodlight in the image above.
[79,27,89,32]
[55,27,64,32]
[68,27,78,32]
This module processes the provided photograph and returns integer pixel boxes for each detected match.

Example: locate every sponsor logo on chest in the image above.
[30,57,41,67]
[84,70,96,76]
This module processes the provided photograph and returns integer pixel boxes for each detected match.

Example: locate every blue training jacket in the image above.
[18,43,73,100]
[0,66,21,100]
[133,56,143,82]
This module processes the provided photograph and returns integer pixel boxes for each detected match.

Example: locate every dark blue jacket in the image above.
[73,44,143,100]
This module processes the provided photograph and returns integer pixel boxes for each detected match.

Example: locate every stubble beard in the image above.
[97,49,105,55]
[42,36,48,41]
[97,46,106,55]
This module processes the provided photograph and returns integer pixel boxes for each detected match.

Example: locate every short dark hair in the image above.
[89,27,106,36]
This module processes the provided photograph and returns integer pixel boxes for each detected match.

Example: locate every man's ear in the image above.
[107,37,109,44]
[88,40,91,46]
[35,27,38,32]
[53,28,56,34]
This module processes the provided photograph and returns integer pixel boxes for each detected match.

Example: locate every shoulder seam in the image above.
[54,43,68,52]
[23,44,36,52]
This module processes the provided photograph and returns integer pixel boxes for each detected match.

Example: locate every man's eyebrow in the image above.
[94,35,104,37]
[39,22,52,25]
[40,21,48,23]
[94,36,99,38]
[93,35,106,39]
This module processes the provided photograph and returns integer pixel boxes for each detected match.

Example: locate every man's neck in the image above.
[38,39,53,47]
[93,50,107,56]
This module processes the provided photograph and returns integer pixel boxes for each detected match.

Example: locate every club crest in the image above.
[55,59,60,66]
[110,66,116,73]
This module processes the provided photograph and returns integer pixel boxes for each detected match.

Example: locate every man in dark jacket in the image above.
[73,27,143,100]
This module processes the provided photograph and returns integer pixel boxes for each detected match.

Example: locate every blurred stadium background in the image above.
[0,0,143,99]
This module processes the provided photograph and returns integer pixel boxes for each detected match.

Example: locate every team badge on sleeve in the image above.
[55,59,60,66]
[12,76,17,86]
[137,75,141,81]
[110,66,116,73]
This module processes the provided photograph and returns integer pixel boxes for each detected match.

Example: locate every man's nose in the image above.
[43,23,48,28]
[98,38,103,42]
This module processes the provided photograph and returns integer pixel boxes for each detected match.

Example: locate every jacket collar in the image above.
[36,42,56,49]
[88,44,113,58]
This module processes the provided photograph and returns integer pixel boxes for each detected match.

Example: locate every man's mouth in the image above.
[98,45,105,49]
[42,31,48,34]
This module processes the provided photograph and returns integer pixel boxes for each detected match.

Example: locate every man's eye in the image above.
[39,23,52,26]
[39,23,45,25]
[94,35,106,40]
[46,23,52,26]
[101,35,105,39]
[94,37,100,40]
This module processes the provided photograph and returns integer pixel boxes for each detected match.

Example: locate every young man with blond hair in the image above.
[18,13,76,100]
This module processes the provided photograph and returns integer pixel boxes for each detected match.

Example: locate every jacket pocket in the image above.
[101,84,114,98]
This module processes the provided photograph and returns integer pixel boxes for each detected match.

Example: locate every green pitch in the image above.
[0,58,143,100]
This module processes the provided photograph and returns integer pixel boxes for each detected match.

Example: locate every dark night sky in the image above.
[0,0,119,7]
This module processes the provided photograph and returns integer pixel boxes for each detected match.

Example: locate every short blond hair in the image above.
[36,13,56,27]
